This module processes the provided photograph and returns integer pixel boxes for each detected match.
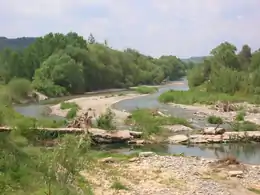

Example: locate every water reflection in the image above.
[167,143,260,164]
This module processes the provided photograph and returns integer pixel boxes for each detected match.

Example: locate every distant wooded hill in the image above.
[181,56,206,64]
[0,37,37,50]
[0,36,206,65]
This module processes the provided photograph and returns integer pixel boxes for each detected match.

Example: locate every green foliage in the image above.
[235,111,246,121]
[66,107,78,119]
[231,121,258,132]
[207,115,223,124]
[96,108,116,130]
[0,37,36,50]
[186,41,260,101]
[60,102,79,110]
[7,78,32,102]
[158,90,260,105]
[0,32,187,97]
[126,109,190,137]
[0,119,92,195]
[248,187,260,194]
[110,180,129,190]
[59,101,80,119]
[134,86,158,94]
[0,88,12,106]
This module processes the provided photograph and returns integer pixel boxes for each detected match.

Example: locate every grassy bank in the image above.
[132,86,158,94]
[158,90,260,105]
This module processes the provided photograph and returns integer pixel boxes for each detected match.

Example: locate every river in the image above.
[14,79,260,165]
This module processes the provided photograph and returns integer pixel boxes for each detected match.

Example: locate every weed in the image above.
[207,115,223,124]
[96,108,116,130]
[111,180,129,190]
[235,111,246,121]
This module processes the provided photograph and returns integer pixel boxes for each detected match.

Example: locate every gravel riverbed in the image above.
[82,154,260,195]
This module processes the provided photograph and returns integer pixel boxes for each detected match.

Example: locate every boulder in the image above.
[99,157,116,163]
[33,91,48,101]
[168,135,189,144]
[163,125,193,132]
[139,151,155,157]
[203,127,225,135]
[228,170,243,178]
[129,130,143,138]
[89,129,133,144]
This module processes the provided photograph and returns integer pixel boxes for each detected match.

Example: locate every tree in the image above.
[210,42,240,69]
[33,51,85,96]
[238,44,252,70]
[0,31,187,97]
[88,33,96,44]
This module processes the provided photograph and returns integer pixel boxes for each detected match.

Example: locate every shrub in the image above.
[111,180,129,190]
[207,115,223,124]
[96,108,116,130]
[232,121,258,131]
[66,107,78,119]
[235,111,246,121]
[7,78,32,101]
[125,109,190,137]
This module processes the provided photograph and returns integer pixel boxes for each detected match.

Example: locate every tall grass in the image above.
[133,86,158,94]
[158,90,260,105]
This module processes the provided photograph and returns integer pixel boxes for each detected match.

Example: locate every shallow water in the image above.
[14,79,260,164]
[98,142,260,165]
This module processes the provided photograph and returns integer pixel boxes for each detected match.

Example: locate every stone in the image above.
[162,125,193,132]
[228,170,243,177]
[203,127,226,135]
[99,157,116,163]
[129,157,139,162]
[33,91,48,101]
[139,151,155,157]
[168,135,189,144]
[249,184,260,191]
[128,139,146,145]
[89,128,133,144]
[129,130,143,138]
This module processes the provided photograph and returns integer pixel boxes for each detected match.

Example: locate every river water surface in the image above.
[14,79,260,164]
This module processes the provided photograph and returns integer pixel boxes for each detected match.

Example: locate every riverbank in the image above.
[49,81,187,118]
[169,102,260,125]
[50,93,147,122]
[82,153,260,195]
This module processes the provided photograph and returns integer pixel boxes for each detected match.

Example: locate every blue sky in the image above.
[1,0,260,58]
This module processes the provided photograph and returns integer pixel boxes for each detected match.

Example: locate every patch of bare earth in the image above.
[80,155,260,195]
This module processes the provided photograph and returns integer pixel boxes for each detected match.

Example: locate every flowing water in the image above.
[14,79,260,164]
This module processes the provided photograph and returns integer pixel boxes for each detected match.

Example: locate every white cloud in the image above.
[0,0,260,57]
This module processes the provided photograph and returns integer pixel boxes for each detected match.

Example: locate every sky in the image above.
[1,0,260,58]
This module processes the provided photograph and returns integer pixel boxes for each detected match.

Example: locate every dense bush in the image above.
[160,42,260,105]
[207,115,223,124]
[96,108,116,130]
[7,78,32,101]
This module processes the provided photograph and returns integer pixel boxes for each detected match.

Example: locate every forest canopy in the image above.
[187,42,260,96]
[0,32,187,97]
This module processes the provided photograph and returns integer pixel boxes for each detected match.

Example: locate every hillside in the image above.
[181,56,206,64]
[0,37,36,50]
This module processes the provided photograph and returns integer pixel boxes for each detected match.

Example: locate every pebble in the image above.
[125,155,260,195]
[139,151,156,157]
[228,170,243,177]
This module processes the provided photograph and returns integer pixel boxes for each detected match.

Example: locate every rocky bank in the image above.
[81,153,260,195]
